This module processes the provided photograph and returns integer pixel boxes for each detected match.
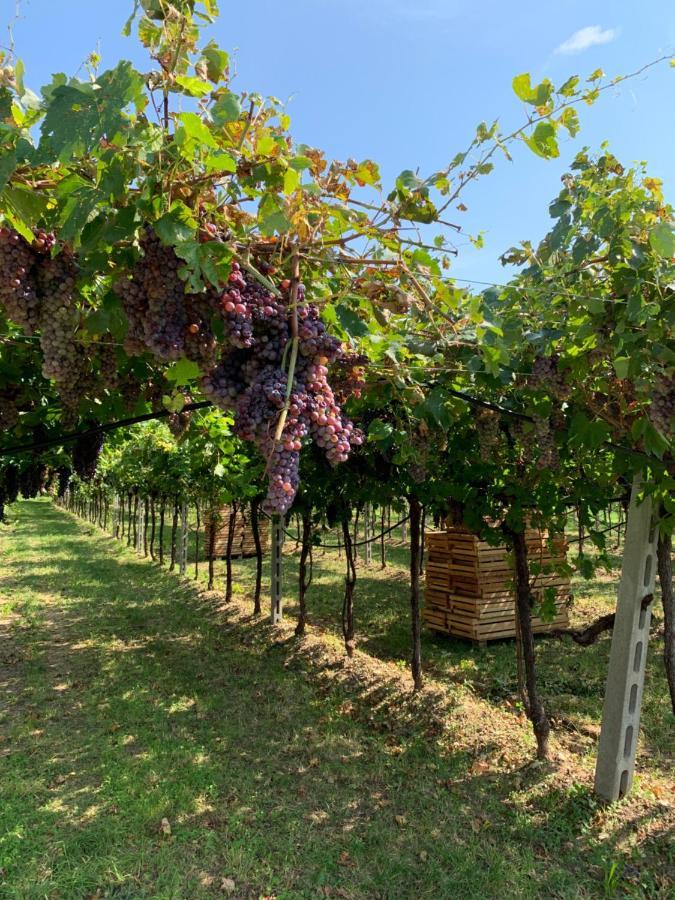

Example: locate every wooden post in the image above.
[271,514,284,624]
[179,500,188,576]
[364,503,372,565]
[594,475,657,801]
[112,494,119,538]
[136,498,144,555]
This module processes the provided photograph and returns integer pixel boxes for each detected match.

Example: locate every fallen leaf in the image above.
[220,876,236,893]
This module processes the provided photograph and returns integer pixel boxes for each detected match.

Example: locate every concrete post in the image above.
[594,475,657,801]
[271,514,284,624]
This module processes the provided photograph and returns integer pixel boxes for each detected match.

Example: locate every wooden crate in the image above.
[424,526,570,644]
[204,506,269,559]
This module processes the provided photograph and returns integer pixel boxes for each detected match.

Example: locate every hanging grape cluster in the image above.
[530,354,570,399]
[19,462,46,498]
[4,465,19,503]
[649,374,674,439]
[72,428,104,480]
[114,229,189,360]
[36,249,91,426]
[168,393,193,439]
[533,414,559,470]
[0,227,45,334]
[116,232,363,514]
[0,228,91,425]
[56,466,72,498]
[0,391,19,430]
[475,408,502,462]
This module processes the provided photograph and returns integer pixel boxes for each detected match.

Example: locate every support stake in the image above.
[271,514,284,624]
[136,499,144,555]
[594,475,657,801]
[112,495,119,539]
[179,501,188,576]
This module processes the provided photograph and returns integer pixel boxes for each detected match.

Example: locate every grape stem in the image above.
[238,258,283,298]
[272,251,301,446]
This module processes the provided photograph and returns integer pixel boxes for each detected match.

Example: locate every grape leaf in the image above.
[40,62,145,160]
[649,223,675,258]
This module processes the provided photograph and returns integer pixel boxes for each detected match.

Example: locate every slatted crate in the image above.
[424,526,570,644]
[205,506,269,559]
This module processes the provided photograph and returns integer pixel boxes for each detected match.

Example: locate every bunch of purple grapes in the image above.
[4,465,19,503]
[219,263,255,348]
[114,229,188,360]
[184,294,219,370]
[0,227,43,334]
[533,414,559,470]
[57,466,71,498]
[13,223,364,513]
[168,393,193,439]
[72,428,104,480]
[0,228,94,423]
[36,249,91,423]
[475,408,502,462]
[97,335,122,390]
[19,462,46,498]
[199,270,362,514]
[529,354,570,399]
[0,391,19,430]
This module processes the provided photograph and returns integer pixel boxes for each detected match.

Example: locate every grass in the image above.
[0,499,673,898]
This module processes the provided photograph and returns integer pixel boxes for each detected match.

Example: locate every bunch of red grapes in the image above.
[115,231,363,514]
[0,228,91,426]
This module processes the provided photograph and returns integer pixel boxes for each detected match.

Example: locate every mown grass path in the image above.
[0,500,673,898]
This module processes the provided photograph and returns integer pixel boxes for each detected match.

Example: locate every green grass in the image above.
[169,508,673,782]
[0,500,673,898]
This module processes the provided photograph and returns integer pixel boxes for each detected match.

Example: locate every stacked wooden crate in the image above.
[205,507,269,559]
[424,526,570,644]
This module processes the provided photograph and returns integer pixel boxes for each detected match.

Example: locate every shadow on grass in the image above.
[0,500,672,898]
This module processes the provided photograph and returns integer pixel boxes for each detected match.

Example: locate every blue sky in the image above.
[6,0,675,284]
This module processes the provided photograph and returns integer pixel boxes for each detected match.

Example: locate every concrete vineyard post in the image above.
[594,475,658,801]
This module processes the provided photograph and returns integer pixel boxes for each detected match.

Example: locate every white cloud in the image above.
[555,25,618,54]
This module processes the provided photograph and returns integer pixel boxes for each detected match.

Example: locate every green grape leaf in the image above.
[175,76,213,98]
[0,148,17,192]
[523,122,559,159]
[649,223,675,258]
[200,42,229,83]
[166,358,201,386]
[154,204,197,246]
[40,62,145,159]
[613,356,630,380]
[211,91,241,125]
